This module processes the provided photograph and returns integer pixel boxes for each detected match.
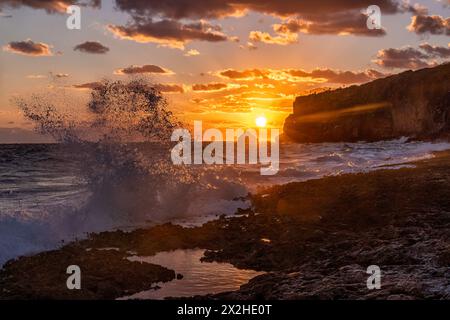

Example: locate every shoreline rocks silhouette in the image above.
[284,63,450,142]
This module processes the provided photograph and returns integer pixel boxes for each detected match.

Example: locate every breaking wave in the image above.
[0,79,248,265]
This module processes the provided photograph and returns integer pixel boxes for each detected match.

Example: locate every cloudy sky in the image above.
[0,0,449,142]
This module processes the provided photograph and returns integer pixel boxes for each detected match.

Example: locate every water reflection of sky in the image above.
[122,249,264,299]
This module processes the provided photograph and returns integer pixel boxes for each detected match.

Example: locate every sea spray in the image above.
[16,79,200,222]
[0,79,248,265]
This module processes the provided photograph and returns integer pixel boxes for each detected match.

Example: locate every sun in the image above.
[255,116,267,128]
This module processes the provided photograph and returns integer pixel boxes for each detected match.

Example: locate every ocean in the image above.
[1,138,450,265]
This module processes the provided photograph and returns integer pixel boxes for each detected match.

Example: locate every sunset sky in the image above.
[0,0,449,142]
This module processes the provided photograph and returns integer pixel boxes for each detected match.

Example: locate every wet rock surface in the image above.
[1,152,450,299]
[0,248,175,299]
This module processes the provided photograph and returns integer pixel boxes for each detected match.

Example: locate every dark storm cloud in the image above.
[74,41,110,54]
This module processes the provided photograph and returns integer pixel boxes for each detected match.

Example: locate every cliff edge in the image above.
[283,63,450,142]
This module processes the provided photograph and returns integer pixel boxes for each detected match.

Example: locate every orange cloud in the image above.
[74,41,110,54]
[114,64,174,75]
[374,43,450,70]
[107,19,229,49]
[51,73,70,78]
[3,39,53,56]
[191,82,243,92]
[184,49,200,56]
[113,0,402,20]
[408,14,450,35]
[155,83,185,93]
[217,69,270,80]
[72,82,102,90]
[216,68,386,84]
[249,30,298,45]
[26,74,46,79]
[0,0,99,13]
[285,68,386,84]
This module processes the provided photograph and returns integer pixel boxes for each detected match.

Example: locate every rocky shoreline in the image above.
[1,151,450,299]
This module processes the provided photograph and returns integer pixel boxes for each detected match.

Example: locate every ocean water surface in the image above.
[1,138,449,266]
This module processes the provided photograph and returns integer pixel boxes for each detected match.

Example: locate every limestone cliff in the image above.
[284,63,450,142]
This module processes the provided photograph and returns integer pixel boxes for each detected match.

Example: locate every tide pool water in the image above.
[122,249,264,299]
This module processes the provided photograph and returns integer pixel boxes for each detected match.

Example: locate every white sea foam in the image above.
[239,138,450,190]
[1,138,449,265]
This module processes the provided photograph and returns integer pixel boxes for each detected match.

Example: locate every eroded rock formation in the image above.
[284,63,450,142]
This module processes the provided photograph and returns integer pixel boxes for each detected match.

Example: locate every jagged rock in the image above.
[284,63,450,142]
